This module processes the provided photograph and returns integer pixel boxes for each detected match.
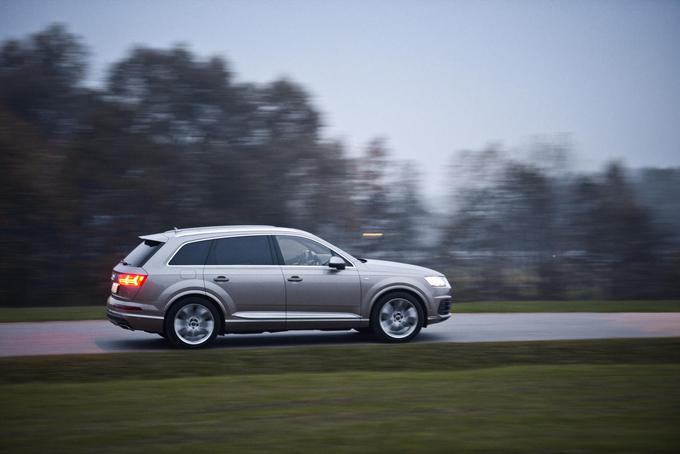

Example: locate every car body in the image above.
[107,225,452,347]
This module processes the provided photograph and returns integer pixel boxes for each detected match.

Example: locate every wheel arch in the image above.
[164,292,226,335]
[369,286,429,327]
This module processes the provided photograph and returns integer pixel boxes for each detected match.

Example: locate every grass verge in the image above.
[1,337,679,384]
[2,338,679,453]
[0,305,104,322]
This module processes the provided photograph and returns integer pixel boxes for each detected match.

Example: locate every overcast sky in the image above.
[1,0,679,197]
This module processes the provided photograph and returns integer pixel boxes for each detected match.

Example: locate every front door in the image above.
[274,235,361,327]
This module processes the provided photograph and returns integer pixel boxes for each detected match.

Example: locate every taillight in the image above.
[118,273,147,287]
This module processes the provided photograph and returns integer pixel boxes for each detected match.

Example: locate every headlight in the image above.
[424,276,450,288]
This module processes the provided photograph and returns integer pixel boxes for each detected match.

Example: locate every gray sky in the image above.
[1,0,679,198]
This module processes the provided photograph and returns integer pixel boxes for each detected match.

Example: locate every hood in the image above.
[358,259,442,277]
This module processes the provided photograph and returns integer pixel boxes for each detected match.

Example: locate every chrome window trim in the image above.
[166,233,275,267]
[166,233,356,268]
[203,265,284,269]
[166,237,213,267]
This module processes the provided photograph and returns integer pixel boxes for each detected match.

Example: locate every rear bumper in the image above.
[107,313,134,330]
[106,296,164,333]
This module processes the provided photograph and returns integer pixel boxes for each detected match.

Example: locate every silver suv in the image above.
[107,226,452,347]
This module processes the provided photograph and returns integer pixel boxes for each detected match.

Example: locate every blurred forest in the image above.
[1,25,679,306]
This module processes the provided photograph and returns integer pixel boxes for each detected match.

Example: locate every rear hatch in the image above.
[111,235,166,300]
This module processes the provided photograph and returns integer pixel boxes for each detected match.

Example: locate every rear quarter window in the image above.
[123,240,164,267]
[169,240,212,265]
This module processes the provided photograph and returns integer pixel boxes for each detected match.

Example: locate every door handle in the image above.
[213,276,229,282]
[287,276,303,282]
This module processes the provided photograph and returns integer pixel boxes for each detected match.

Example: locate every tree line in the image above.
[1,25,678,306]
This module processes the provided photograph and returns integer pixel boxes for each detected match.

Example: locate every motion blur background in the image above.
[1,0,679,306]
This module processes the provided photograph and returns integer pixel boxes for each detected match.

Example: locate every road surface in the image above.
[1,313,680,357]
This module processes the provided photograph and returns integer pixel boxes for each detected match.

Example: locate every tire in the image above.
[165,297,220,348]
[370,292,423,343]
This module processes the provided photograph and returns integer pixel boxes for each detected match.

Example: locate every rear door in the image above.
[203,235,286,320]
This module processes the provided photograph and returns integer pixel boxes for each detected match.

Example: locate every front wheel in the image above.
[165,298,220,348]
[371,292,423,342]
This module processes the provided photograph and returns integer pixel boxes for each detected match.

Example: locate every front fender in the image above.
[362,276,432,318]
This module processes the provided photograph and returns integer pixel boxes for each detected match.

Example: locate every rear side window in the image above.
[207,236,274,265]
[169,240,212,265]
[123,240,163,267]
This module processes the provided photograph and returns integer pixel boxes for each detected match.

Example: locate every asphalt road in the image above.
[1,313,680,357]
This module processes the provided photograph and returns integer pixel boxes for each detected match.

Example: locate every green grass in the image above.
[0,339,680,453]
[2,338,679,384]
[2,299,680,323]
[0,305,105,322]
[453,299,680,313]
[5,365,680,453]
[2,339,680,453]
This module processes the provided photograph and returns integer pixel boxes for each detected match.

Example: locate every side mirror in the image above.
[328,256,346,270]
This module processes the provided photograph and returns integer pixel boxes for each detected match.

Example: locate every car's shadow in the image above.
[95,329,445,352]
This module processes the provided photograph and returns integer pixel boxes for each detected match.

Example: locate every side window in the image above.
[208,236,274,265]
[276,236,336,266]
[169,240,212,266]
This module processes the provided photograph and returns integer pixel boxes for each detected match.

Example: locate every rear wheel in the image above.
[165,298,219,348]
[371,292,423,342]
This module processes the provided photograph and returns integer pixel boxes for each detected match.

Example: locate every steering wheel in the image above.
[289,249,321,265]
[302,249,321,266]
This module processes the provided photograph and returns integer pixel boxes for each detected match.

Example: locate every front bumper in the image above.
[427,313,451,325]
[106,295,164,333]
[426,295,452,325]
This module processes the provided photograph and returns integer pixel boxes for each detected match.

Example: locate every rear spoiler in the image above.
[139,233,169,243]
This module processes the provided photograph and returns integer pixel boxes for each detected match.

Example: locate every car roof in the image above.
[159,225,308,238]
[138,225,357,264]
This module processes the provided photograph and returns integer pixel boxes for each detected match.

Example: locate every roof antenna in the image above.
[173,226,179,232]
